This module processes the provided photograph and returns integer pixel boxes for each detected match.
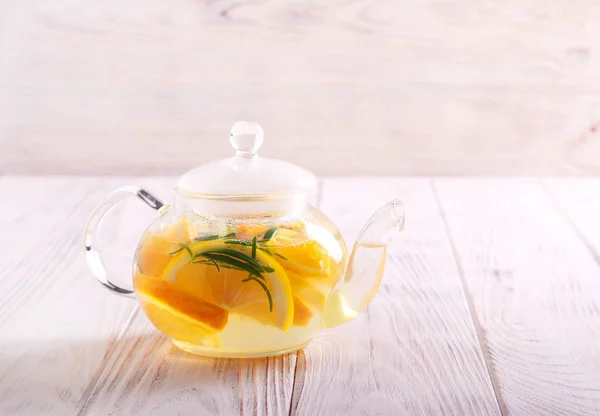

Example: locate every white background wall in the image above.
[1,0,600,175]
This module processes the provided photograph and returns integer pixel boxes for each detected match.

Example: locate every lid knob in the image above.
[230,121,264,157]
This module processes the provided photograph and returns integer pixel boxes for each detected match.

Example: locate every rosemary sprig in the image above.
[196,242,276,308]
[169,246,184,255]
[194,260,243,271]
[208,258,220,271]
[197,253,266,279]
[169,243,194,260]
[225,234,287,260]
[243,275,273,312]
[224,239,251,246]
[165,227,287,313]
[194,232,236,242]
[198,248,274,273]
[252,246,288,260]
[257,246,272,255]
[182,244,194,259]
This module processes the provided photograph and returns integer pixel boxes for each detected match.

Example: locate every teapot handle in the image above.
[83,186,166,298]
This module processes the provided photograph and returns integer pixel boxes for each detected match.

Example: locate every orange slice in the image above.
[163,241,294,331]
[235,223,270,239]
[135,277,228,346]
[135,216,197,278]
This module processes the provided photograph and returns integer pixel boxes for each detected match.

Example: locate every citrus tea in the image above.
[133,215,346,357]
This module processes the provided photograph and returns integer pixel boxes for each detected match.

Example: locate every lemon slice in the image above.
[288,272,328,310]
[163,240,294,331]
[265,231,332,278]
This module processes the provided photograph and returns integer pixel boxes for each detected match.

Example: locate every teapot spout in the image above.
[322,199,405,328]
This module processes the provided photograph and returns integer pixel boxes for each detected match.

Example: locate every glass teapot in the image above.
[84,122,404,358]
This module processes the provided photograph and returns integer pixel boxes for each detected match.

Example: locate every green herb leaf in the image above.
[209,258,220,271]
[168,246,185,255]
[182,244,194,260]
[256,247,287,263]
[262,227,278,241]
[242,275,273,312]
[194,232,236,242]
[194,234,220,242]
[198,253,265,278]
[273,252,287,260]
[191,240,276,312]
[224,240,251,246]
[193,260,243,271]
[170,243,194,259]
[200,248,268,273]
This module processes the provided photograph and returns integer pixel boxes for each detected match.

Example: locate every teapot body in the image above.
[133,202,348,357]
[84,122,404,358]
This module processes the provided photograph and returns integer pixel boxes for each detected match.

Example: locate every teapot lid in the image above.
[176,121,316,198]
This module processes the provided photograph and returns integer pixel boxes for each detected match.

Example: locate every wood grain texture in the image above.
[2,1,600,175]
[542,179,600,264]
[81,317,296,416]
[4,176,600,415]
[290,178,500,416]
[0,177,139,414]
[0,176,178,415]
[434,179,600,415]
[0,176,94,271]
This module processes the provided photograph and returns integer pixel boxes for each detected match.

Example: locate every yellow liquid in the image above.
[133,218,344,357]
[322,242,387,328]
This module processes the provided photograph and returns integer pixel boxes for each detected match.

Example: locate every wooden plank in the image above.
[2,1,600,175]
[0,177,132,414]
[290,178,500,415]
[542,179,600,263]
[0,176,174,414]
[0,176,101,270]
[81,318,296,416]
[434,178,600,415]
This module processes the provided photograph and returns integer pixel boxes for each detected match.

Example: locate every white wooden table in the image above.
[2,176,600,415]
